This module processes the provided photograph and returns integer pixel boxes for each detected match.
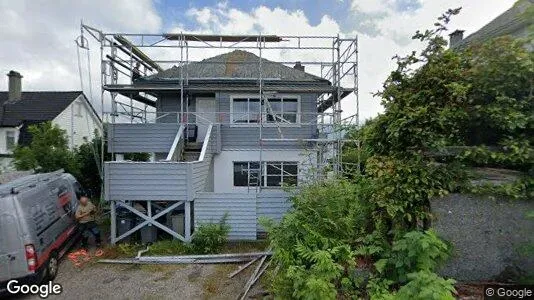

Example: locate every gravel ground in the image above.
[22,253,265,300]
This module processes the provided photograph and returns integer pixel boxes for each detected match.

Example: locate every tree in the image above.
[13,122,79,175]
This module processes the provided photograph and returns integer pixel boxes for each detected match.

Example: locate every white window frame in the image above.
[233,161,299,187]
[229,94,301,127]
[5,130,16,151]
[74,102,83,117]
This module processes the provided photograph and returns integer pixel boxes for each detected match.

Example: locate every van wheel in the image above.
[45,252,59,281]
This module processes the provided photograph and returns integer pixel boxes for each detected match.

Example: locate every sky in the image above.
[0,0,517,121]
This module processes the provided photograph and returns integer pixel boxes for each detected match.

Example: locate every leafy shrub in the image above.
[394,271,456,300]
[266,179,373,299]
[191,214,230,254]
[366,156,466,232]
[375,230,451,283]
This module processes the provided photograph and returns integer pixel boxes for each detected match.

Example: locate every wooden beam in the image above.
[114,35,163,72]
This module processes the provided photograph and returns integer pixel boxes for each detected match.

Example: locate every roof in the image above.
[140,50,330,84]
[0,91,98,127]
[454,0,534,48]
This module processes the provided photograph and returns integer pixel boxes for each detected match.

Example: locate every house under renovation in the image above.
[78,26,359,242]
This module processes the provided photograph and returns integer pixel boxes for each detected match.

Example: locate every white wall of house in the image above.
[213,149,316,193]
[53,94,102,149]
[0,127,20,155]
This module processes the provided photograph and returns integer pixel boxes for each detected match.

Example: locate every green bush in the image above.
[191,214,230,254]
[375,230,451,283]
[266,179,373,299]
[394,271,456,300]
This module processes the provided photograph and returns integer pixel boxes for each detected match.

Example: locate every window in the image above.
[230,95,299,125]
[75,102,83,117]
[266,98,298,124]
[6,131,15,151]
[232,98,260,124]
[233,161,298,187]
[233,162,260,186]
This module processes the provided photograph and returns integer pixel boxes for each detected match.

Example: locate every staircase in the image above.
[181,142,203,162]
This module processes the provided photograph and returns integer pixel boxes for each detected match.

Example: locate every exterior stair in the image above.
[181,142,203,162]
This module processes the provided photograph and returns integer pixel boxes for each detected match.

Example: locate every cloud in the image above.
[0,0,519,122]
[0,0,162,113]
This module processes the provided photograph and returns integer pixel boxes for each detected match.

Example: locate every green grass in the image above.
[102,239,269,260]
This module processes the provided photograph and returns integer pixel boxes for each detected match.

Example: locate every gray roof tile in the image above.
[141,50,329,83]
[0,91,83,126]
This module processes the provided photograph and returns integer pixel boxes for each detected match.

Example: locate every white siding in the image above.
[53,94,102,149]
[212,149,315,193]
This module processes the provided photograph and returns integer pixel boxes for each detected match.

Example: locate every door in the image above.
[195,97,217,142]
[0,213,22,281]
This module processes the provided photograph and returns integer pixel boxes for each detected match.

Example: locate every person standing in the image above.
[75,194,102,248]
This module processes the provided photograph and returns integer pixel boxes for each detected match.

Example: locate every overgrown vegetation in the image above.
[265,6,533,299]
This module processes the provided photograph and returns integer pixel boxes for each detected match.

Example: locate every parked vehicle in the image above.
[0,170,81,292]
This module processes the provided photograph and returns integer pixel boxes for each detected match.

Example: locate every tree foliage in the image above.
[266,6,533,299]
[13,122,78,174]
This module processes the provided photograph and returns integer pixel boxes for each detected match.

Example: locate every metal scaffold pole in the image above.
[78,26,359,243]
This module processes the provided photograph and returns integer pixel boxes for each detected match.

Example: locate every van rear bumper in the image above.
[0,266,46,295]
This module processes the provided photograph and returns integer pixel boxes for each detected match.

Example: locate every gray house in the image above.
[449,0,533,50]
[103,44,354,242]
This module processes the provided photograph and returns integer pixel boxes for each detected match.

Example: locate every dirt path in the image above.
[25,257,265,299]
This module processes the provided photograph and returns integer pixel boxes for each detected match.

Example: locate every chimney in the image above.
[448,30,464,48]
[7,70,22,101]
[293,61,305,72]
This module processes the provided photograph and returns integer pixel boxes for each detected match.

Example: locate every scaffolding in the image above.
[78,23,359,174]
[77,23,359,243]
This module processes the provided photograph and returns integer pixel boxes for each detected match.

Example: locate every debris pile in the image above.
[99,248,272,298]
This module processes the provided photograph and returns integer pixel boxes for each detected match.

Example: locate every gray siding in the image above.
[155,92,318,149]
[156,93,195,123]
[194,193,257,240]
[194,191,291,240]
[218,93,318,149]
[190,156,212,195]
[104,162,189,201]
[108,123,180,153]
[256,191,292,231]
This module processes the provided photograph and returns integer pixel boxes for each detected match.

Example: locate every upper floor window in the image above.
[232,97,260,124]
[233,161,298,187]
[230,95,300,125]
[6,131,16,151]
[75,102,83,117]
[266,98,298,124]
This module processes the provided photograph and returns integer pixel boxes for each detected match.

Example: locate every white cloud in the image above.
[0,0,162,113]
[0,0,519,121]
[351,0,393,14]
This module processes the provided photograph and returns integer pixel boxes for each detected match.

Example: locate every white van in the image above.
[0,170,81,293]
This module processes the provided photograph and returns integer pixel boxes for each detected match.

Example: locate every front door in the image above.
[195,97,217,142]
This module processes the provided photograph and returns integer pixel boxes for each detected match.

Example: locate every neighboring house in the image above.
[449,0,534,50]
[104,49,350,241]
[0,71,102,171]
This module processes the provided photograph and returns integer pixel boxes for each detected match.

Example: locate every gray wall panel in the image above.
[105,162,189,201]
[155,92,318,150]
[256,192,292,232]
[194,193,257,240]
[108,123,180,153]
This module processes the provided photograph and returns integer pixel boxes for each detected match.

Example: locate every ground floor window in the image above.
[6,131,15,151]
[233,161,298,187]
